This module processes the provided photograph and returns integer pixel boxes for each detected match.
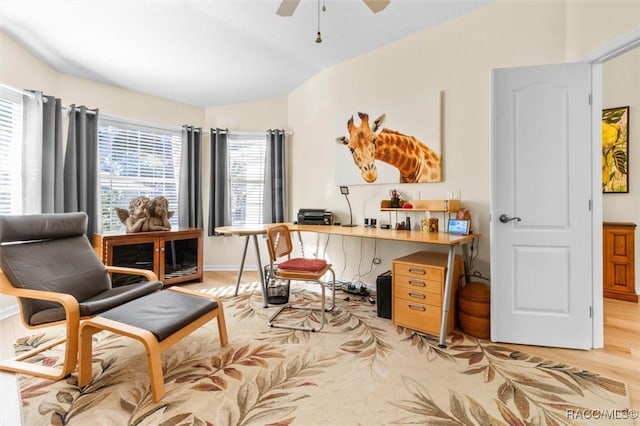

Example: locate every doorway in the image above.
[489,29,640,350]
[595,36,640,346]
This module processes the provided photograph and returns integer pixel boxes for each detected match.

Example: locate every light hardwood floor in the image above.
[1,271,638,425]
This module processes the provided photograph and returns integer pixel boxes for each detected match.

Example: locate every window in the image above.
[228,133,266,225]
[0,86,23,215]
[98,118,182,232]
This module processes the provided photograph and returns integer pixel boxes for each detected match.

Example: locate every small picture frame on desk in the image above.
[447,219,470,235]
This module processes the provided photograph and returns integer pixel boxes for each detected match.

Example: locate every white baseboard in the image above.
[202,266,376,291]
[0,304,18,321]
[203,265,260,272]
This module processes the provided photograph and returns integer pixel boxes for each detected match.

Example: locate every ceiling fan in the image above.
[276,0,390,16]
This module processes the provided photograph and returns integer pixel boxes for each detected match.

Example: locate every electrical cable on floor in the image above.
[323,234,330,257]
[469,237,480,272]
[335,235,380,296]
[354,238,377,281]
[342,237,380,296]
[349,238,365,283]
[335,235,359,292]
[340,235,348,279]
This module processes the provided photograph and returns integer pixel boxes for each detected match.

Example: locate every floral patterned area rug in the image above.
[17,283,633,426]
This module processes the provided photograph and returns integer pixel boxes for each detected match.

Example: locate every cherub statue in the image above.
[456,207,473,232]
[143,196,174,232]
[115,196,150,233]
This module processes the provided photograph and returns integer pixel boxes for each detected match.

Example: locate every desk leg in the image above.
[252,234,268,308]
[295,230,305,258]
[438,244,457,348]
[233,236,251,296]
[462,242,471,284]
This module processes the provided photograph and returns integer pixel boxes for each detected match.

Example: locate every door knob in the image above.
[499,214,521,224]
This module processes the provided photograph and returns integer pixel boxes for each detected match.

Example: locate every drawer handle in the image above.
[408,303,426,311]
[408,291,425,299]
[408,279,425,287]
[408,267,426,275]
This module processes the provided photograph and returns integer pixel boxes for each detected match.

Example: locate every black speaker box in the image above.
[376,270,392,319]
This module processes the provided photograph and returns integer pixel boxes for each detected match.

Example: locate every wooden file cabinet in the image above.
[603,222,637,302]
[392,251,463,336]
[93,228,203,287]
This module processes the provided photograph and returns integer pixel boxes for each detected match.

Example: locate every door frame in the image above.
[585,27,640,349]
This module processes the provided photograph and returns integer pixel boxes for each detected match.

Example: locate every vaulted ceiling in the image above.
[0,0,493,107]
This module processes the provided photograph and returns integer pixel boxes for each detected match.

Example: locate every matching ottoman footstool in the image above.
[78,287,228,402]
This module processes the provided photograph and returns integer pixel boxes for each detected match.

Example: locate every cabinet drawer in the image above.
[394,274,442,295]
[394,286,442,307]
[393,262,443,281]
[393,299,441,335]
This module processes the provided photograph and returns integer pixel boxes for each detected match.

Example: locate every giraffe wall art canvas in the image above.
[334,95,442,185]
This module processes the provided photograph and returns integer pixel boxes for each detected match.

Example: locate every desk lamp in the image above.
[340,186,356,227]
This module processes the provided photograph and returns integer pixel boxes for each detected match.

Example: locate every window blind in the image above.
[0,87,23,215]
[98,118,182,232]
[228,133,266,226]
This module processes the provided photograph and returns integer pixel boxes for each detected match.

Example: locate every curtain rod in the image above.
[194,129,294,137]
[0,83,35,98]
[63,105,98,115]
[1,83,290,130]
[0,84,98,115]
[38,96,98,115]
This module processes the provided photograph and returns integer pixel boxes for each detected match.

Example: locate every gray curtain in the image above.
[64,105,100,238]
[179,126,203,228]
[42,95,64,213]
[22,91,64,214]
[208,128,231,236]
[21,91,44,214]
[263,129,287,223]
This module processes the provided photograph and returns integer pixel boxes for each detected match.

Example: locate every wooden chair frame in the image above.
[0,266,158,381]
[78,286,228,402]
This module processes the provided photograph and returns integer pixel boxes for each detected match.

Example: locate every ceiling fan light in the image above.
[364,0,390,13]
[276,0,301,16]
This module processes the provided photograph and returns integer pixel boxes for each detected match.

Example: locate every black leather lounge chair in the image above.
[0,212,163,380]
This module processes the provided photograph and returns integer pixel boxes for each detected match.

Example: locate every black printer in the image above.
[297,209,333,225]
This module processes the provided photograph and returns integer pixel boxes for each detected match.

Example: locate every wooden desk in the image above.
[214,225,270,305]
[215,224,478,347]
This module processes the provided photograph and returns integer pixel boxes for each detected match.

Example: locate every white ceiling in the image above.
[0,0,492,107]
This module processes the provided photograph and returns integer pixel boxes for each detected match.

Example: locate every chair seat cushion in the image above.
[278,258,327,272]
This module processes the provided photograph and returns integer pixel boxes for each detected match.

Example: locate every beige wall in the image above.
[0,31,204,127]
[1,0,640,310]
[205,1,639,286]
[565,0,640,60]
[0,30,205,312]
[0,31,57,93]
[285,0,569,282]
[602,48,640,294]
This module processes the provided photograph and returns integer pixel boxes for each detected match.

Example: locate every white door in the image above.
[491,62,593,349]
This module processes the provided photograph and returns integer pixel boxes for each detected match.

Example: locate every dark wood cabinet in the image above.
[603,222,637,302]
[93,228,203,287]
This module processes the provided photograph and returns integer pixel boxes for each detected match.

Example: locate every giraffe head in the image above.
[336,112,385,183]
